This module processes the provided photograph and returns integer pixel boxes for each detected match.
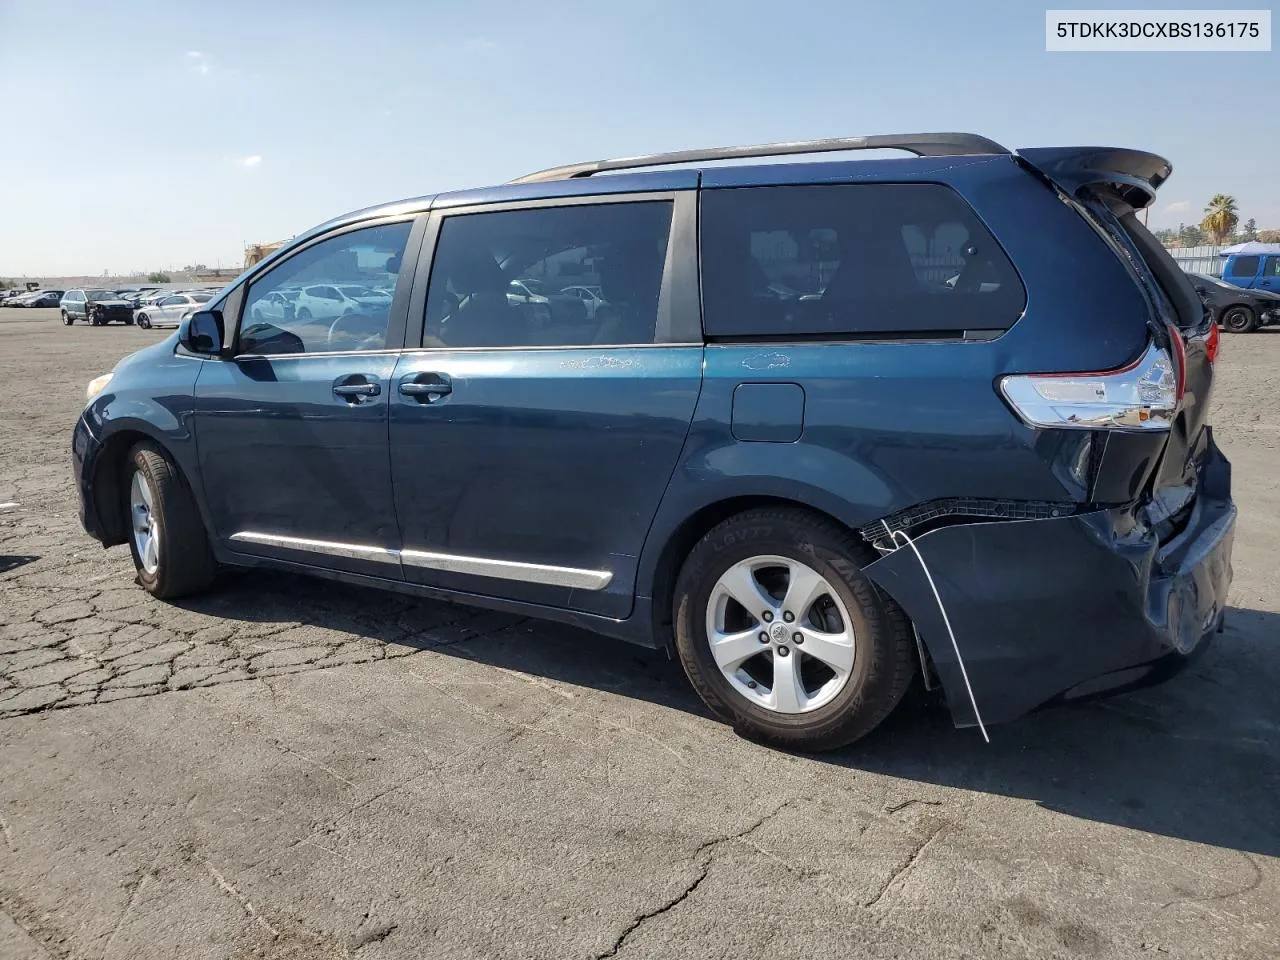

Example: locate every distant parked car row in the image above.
[2,289,65,308]
[56,287,221,327]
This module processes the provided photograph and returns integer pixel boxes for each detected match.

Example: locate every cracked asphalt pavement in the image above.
[2,307,1278,959]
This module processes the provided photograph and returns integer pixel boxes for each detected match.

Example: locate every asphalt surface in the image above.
[1,306,1277,960]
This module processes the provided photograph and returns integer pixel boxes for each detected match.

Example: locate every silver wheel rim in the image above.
[705,554,855,714]
[130,471,159,575]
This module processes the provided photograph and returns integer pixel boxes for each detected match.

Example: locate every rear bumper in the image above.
[865,431,1235,727]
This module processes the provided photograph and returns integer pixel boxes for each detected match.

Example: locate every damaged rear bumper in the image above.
[864,434,1235,728]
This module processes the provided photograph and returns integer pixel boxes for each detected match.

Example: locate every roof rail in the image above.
[510,132,1010,184]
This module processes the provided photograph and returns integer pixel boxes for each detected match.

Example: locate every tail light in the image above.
[999,339,1178,431]
[1196,322,1220,364]
[1164,321,1187,401]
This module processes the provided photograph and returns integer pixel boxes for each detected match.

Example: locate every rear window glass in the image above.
[699,184,1025,338]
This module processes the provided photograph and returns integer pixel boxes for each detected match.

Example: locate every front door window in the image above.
[240,222,411,354]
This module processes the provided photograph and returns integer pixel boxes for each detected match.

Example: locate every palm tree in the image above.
[1201,195,1239,245]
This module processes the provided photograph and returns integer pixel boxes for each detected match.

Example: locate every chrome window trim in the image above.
[230,342,703,361]
[230,348,408,362]
[228,532,613,591]
[396,342,703,357]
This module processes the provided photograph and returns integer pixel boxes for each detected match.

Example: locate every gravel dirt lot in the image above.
[1,305,1277,960]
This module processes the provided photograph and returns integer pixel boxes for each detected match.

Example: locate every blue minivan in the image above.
[72,134,1235,750]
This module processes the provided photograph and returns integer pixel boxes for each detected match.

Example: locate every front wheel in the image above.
[61,311,73,326]
[137,314,151,329]
[1221,305,1257,333]
[125,442,218,599]
[296,306,312,321]
[673,507,915,751]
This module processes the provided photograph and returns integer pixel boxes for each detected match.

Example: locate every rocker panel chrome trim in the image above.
[228,532,613,590]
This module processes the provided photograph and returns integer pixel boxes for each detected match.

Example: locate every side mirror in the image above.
[182,309,224,355]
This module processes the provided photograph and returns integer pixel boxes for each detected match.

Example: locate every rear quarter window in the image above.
[699,183,1025,338]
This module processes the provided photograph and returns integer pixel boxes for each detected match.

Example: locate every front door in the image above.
[1259,255,1280,293]
[389,193,703,618]
[192,217,418,579]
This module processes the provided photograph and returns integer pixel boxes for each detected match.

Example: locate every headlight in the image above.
[86,373,113,402]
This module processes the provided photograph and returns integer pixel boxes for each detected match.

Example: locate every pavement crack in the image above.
[0,816,14,852]
[351,921,398,950]
[883,798,943,815]
[593,863,712,959]
[200,857,280,939]
[592,800,794,959]
[692,798,793,860]
[864,822,949,909]
[100,871,151,959]
[1160,852,1265,910]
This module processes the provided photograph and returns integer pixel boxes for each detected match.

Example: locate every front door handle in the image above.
[399,373,452,403]
[332,375,382,402]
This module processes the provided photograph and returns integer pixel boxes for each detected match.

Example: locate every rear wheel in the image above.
[1221,305,1257,333]
[673,507,915,751]
[61,311,73,326]
[125,442,218,599]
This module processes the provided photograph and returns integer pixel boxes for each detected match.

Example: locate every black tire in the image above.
[124,314,135,325]
[124,442,218,599]
[673,507,915,751]
[1221,305,1257,333]
[61,311,73,326]
[137,314,151,329]
[297,306,312,321]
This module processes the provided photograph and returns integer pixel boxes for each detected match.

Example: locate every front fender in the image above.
[81,344,212,542]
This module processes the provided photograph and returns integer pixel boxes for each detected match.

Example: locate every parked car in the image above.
[248,289,301,324]
[559,284,607,320]
[120,288,161,308]
[72,133,1233,751]
[1219,245,1280,291]
[2,290,41,307]
[291,283,390,324]
[60,289,136,325]
[24,289,66,308]
[135,292,214,329]
[1185,272,1280,333]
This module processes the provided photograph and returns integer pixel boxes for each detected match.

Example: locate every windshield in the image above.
[515,278,547,295]
[85,290,115,300]
[338,285,374,298]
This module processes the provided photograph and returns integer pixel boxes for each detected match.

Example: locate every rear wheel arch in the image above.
[645,496,883,648]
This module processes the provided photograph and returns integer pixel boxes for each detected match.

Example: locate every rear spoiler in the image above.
[1015,147,1172,211]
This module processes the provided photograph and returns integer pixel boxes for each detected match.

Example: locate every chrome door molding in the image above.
[228,532,613,590]
[229,531,400,565]
[399,548,612,591]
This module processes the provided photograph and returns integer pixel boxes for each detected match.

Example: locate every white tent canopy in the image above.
[1217,241,1280,257]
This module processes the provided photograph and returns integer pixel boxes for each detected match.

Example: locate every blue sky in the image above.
[1,0,1276,276]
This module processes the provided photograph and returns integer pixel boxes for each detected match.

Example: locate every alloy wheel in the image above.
[130,471,160,575]
[705,554,855,713]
